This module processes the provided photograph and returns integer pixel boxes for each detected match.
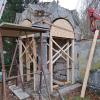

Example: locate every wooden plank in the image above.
[53,79,70,86]
[67,42,70,81]
[53,42,68,59]
[52,39,73,61]
[52,83,81,97]
[49,34,53,92]
[21,40,33,58]
[20,34,34,39]
[53,85,59,90]
[46,19,74,38]
[21,41,34,63]
[80,30,99,98]
[47,43,72,64]
[0,22,48,37]
[9,85,30,100]
[47,42,72,61]
[61,56,68,62]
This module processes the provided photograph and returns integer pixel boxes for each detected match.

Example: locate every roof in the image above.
[0,22,48,37]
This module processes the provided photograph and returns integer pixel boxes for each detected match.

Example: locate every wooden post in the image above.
[19,38,23,82]
[67,41,70,81]
[72,39,75,84]
[0,31,7,100]
[49,34,53,92]
[80,30,99,98]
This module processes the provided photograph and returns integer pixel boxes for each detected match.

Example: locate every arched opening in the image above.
[49,18,75,92]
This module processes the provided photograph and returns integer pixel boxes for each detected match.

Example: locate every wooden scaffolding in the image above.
[48,19,75,92]
[0,22,48,100]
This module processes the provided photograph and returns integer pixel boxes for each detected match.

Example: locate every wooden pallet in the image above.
[9,85,30,100]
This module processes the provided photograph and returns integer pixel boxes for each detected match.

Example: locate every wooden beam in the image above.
[47,43,72,64]
[53,85,59,90]
[80,30,99,98]
[49,34,53,92]
[67,42,70,81]
[20,34,34,39]
[44,20,73,33]
[52,39,73,61]
[53,79,70,86]
[53,45,71,64]
[53,42,68,59]
[21,40,33,58]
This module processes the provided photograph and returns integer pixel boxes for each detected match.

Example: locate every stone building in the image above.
[16,1,81,40]
[15,1,82,94]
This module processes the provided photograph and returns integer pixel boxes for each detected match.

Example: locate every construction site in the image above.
[0,0,100,100]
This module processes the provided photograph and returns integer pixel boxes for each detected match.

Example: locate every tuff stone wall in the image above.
[17,1,81,40]
[75,39,100,81]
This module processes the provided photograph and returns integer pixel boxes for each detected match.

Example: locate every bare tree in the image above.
[79,0,100,38]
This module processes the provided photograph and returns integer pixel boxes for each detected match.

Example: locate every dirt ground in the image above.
[0,82,100,100]
[65,88,100,100]
[52,87,100,100]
